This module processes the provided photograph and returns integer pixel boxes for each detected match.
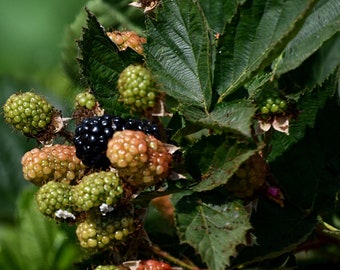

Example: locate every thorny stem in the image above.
[151,244,201,270]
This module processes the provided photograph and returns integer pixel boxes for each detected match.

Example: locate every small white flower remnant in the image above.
[55,209,76,220]
[129,0,160,13]
[99,203,114,216]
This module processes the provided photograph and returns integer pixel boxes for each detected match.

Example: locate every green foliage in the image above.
[174,194,252,270]
[273,0,340,75]
[0,188,81,270]
[2,0,340,269]
[145,0,213,114]
[215,0,318,102]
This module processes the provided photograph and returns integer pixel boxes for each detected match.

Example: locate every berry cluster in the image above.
[72,171,124,212]
[73,115,162,168]
[3,66,172,264]
[76,212,135,251]
[225,154,267,198]
[259,96,287,116]
[106,130,172,187]
[21,144,85,186]
[117,64,158,112]
[3,91,55,136]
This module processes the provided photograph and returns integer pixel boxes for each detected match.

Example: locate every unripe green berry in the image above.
[279,100,287,110]
[95,266,121,270]
[75,91,96,110]
[3,91,54,136]
[260,106,270,114]
[76,212,135,251]
[117,65,158,112]
[72,171,124,212]
[36,181,73,218]
[270,104,279,113]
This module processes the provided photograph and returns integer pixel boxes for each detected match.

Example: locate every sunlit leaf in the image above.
[145,0,212,114]
[215,0,317,102]
[274,0,340,75]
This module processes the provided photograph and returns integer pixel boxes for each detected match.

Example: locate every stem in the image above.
[151,244,201,270]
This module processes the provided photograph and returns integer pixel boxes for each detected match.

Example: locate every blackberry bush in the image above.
[2,1,340,270]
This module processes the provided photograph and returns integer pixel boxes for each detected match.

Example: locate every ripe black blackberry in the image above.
[123,118,161,140]
[73,115,124,168]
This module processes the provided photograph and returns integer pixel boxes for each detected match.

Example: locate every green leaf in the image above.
[232,199,317,268]
[185,135,261,192]
[174,194,252,270]
[309,32,340,88]
[216,0,318,102]
[178,99,256,137]
[198,0,246,34]
[145,0,212,114]
[199,99,256,137]
[0,188,80,270]
[78,10,143,116]
[274,0,340,75]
